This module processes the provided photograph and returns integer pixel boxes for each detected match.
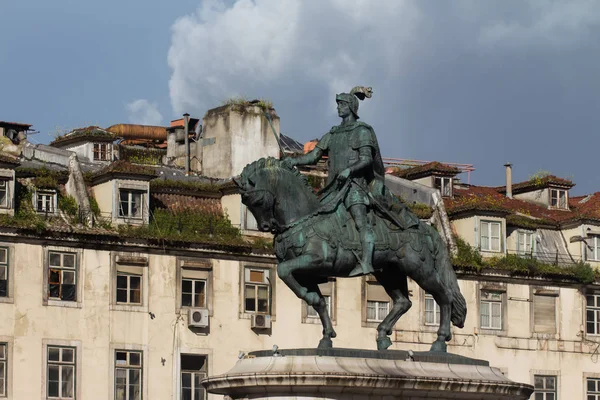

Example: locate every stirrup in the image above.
[349,261,374,277]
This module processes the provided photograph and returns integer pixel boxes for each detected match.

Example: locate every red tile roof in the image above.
[446,184,600,228]
[388,162,460,180]
[500,175,575,195]
[151,193,223,216]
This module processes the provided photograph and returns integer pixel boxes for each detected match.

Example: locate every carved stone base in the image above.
[203,348,533,400]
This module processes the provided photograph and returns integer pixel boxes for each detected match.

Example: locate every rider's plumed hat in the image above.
[336,86,373,119]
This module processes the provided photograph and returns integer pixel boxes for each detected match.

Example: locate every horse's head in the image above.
[234,157,318,234]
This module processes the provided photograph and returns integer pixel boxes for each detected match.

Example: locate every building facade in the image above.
[0,105,599,399]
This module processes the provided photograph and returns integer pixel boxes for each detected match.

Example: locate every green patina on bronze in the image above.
[235,88,467,352]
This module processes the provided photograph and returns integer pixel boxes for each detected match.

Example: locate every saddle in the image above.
[273,180,428,262]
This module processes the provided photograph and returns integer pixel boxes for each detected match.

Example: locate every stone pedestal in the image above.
[203,348,533,400]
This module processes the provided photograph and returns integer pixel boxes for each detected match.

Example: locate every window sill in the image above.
[46,299,81,309]
[111,304,148,313]
[0,296,14,304]
[239,312,275,321]
[479,328,506,336]
[302,316,337,326]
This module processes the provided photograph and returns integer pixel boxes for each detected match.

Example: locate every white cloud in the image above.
[125,99,163,126]
[167,0,421,116]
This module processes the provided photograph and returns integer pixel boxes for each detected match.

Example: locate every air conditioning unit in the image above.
[187,308,209,328]
[251,314,271,329]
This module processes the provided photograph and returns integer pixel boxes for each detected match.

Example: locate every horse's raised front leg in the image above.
[302,281,337,349]
[373,269,412,351]
[277,254,322,303]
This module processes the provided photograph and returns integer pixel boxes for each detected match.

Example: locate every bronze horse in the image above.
[234,157,466,352]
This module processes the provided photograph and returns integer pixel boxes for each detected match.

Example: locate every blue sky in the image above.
[2,1,600,194]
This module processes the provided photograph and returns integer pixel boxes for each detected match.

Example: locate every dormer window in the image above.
[0,181,8,208]
[36,190,57,214]
[118,189,143,219]
[93,143,111,161]
[550,189,568,209]
[434,177,452,197]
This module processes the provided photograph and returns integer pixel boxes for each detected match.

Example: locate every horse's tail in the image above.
[432,229,467,328]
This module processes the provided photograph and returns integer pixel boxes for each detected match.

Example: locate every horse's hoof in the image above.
[430,341,447,353]
[376,337,392,351]
[318,338,333,349]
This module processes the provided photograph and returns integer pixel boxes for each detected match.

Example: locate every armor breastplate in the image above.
[327,125,360,183]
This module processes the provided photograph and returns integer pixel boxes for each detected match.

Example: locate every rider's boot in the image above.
[349,226,375,277]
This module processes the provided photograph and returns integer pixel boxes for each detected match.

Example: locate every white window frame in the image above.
[588,377,600,400]
[517,230,534,256]
[47,346,76,399]
[36,190,57,214]
[0,180,8,208]
[586,293,600,336]
[434,176,452,197]
[114,350,143,400]
[42,339,81,400]
[424,293,440,326]
[242,205,258,231]
[243,267,271,314]
[480,220,501,252]
[93,142,111,161]
[550,189,567,209]
[47,251,77,302]
[587,236,600,261]
[180,354,208,400]
[480,291,503,330]
[181,277,207,308]
[366,300,389,322]
[118,189,143,219]
[533,375,557,400]
[0,343,6,397]
[116,272,142,305]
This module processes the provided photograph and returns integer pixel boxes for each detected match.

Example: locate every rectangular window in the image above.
[550,189,567,209]
[517,231,534,255]
[533,293,557,334]
[244,268,270,314]
[180,354,207,400]
[586,294,600,335]
[37,191,56,213]
[0,343,6,397]
[588,378,600,400]
[182,279,206,308]
[480,291,502,330]
[0,180,7,208]
[47,346,75,399]
[48,251,77,302]
[93,143,111,161]
[115,350,142,400]
[0,248,7,298]
[424,293,440,326]
[366,282,390,322]
[434,177,452,197]
[243,206,258,231]
[116,273,142,305]
[587,236,600,262]
[534,375,556,400]
[307,295,331,318]
[480,221,501,252]
[118,190,143,219]
[306,281,333,319]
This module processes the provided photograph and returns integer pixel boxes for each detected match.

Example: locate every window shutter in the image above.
[181,268,209,280]
[116,265,143,275]
[318,282,332,296]
[534,294,556,333]
[367,283,389,302]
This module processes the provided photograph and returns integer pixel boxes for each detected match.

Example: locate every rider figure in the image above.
[284,87,383,277]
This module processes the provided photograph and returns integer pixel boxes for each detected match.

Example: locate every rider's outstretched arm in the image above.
[288,147,324,167]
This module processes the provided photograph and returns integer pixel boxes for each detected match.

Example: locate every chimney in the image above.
[183,113,190,175]
[504,163,512,198]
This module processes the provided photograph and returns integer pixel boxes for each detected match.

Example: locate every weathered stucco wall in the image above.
[0,237,598,399]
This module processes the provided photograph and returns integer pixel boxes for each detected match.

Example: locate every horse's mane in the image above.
[239,157,315,196]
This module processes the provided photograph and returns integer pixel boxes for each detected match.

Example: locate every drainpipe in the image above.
[184,113,190,175]
[504,163,512,199]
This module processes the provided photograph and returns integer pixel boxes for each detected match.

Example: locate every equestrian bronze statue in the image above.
[234,87,466,352]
